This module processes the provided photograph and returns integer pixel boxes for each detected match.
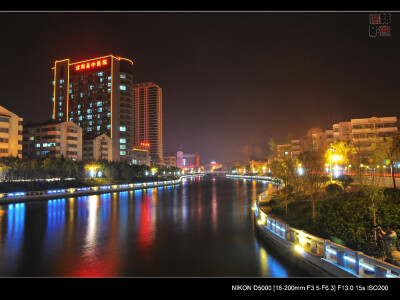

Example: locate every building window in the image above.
[120,139,126,143]
[120,85,126,90]
[120,126,126,131]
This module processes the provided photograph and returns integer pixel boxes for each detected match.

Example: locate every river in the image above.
[0,176,311,277]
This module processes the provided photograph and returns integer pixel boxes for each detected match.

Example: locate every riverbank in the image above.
[227,174,400,278]
[0,175,200,205]
[0,176,179,193]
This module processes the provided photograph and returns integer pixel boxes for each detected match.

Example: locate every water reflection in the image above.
[45,199,66,263]
[0,176,310,277]
[85,195,99,258]
[212,178,218,231]
[0,204,26,275]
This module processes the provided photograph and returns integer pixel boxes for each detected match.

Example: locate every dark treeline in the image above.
[0,156,181,193]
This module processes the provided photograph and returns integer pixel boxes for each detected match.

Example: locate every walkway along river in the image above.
[0,175,310,277]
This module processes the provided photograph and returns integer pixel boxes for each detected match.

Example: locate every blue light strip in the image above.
[344,256,356,264]
[326,248,337,255]
[2,178,188,201]
[359,262,375,272]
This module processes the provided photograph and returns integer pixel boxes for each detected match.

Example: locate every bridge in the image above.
[187,171,228,176]
[203,171,228,175]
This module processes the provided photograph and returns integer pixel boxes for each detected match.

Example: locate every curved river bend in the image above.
[0,176,311,277]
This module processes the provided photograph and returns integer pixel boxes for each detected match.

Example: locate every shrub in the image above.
[325,182,343,196]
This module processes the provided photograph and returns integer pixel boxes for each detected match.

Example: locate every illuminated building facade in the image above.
[22,120,82,161]
[176,151,200,170]
[133,82,163,166]
[351,116,398,152]
[82,133,112,162]
[287,116,399,153]
[163,152,177,167]
[132,142,150,166]
[0,105,23,158]
[52,55,134,162]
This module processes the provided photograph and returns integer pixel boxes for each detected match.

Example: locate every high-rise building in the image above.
[0,105,23,158]
[22,120,82,161]
[51,55,134,162]
[132,82,163,165]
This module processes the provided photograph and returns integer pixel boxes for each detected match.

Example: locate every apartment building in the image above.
[0,105,23,158]
[22,120,82,161]
[351,116,398,151]
[82,133,112,161]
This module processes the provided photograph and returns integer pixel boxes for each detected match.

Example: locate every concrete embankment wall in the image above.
[0,176,199,205]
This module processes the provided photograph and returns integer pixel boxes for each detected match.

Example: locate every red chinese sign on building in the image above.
[140,142,150,148]
[72,58,109,72]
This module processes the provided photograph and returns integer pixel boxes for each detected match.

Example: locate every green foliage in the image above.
[325,182,343,196]
[337,175,354,191]
[0,156,180,192]
[267,186,400,257]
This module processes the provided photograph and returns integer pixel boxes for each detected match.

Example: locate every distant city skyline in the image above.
[1,11,400,163]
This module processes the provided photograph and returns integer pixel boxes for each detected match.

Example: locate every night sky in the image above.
[1,11,400,164]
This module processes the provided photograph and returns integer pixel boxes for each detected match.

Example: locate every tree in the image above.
[299,150,326,226]
[325,140,357,181]
[268,154,298,215]
[377,133,400,189]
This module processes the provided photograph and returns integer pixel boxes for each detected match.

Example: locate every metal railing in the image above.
[254,197,400,278]
[0,176,198,202]
[230,174,400,278]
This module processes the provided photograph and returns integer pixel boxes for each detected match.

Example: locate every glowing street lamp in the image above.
[328,152,343,180]
[297,163,304,176]
[85,164,99,178]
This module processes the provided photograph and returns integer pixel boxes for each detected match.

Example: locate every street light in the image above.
[328,152,343,180]
[297,163,304,175]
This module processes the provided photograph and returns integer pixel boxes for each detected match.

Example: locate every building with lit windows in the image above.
[163,152,177,167]
[351,116,398,152]
[176,151,200,170]
[51,55,133,162]
[22,120,82,161]
[132,142,150,166]
[0,105,23,158]
[82,133,112,162]
[133,82,163,166]
[286,116,399,154]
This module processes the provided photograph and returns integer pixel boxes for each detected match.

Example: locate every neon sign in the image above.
[72,58,109,72]
[140,142,150,147]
